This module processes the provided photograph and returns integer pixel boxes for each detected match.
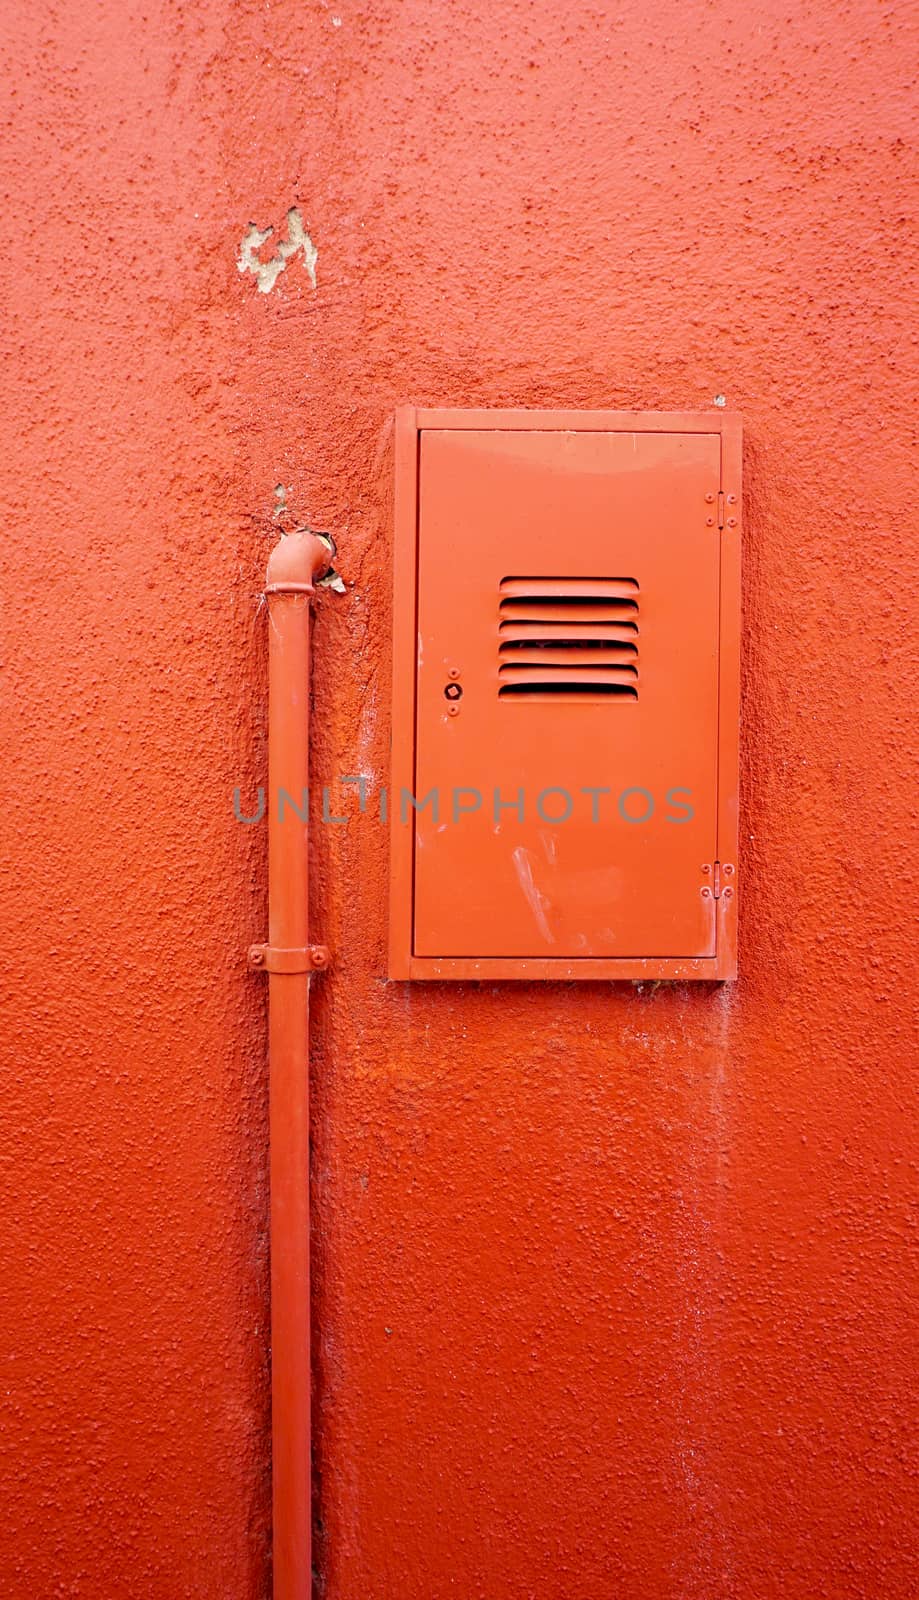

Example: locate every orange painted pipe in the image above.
[258,531,331,1600]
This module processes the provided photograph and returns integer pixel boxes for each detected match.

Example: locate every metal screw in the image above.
[728,517,738,527]
[448,668,460,680]
[310,948,329,969]
[249,948,264,966]
[702,864,711,874]
[448,704,460,717]
[723,888,733,899]
[705,493,714,503]
[701,887,711,898]
[706,517,714,526]
[723,864,734,875]
[728,495,737,505]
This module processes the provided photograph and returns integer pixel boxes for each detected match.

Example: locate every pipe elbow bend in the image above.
[266,530,333,593]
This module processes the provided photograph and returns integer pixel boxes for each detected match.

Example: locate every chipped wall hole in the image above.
[237,207,317,293]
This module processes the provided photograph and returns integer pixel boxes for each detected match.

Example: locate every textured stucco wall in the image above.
[1,1,916,1596]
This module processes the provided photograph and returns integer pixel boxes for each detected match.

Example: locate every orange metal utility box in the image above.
[389,408,741,980]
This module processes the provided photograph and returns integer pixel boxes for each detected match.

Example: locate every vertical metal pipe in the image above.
[251,531,331,1600]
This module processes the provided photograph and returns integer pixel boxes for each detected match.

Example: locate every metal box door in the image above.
[390,410,741,981]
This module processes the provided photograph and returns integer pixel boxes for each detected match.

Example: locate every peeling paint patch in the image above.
[237,208,317,293]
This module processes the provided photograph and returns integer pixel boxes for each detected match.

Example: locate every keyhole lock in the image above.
[444,681,463,701]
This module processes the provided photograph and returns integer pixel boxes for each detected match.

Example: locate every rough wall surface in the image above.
[0,1,916,1596]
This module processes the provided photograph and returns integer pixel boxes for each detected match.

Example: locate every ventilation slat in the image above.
[499,621,638,642]
[500,577,639,598]
[499,681,639,699]
[498,576,640,703]
[498,644,638,666]
[499,665,638,685]
[499,599,638,622]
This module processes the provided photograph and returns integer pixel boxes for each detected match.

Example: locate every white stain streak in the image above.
[237,207,318,293]
[512,846,554,944]
[356,681,377,771]
[539,830,557,864]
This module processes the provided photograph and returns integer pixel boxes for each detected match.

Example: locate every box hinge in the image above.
[702,861,736,900]
[717,490,726,530]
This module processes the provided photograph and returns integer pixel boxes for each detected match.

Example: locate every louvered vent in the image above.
[498,576,639,700]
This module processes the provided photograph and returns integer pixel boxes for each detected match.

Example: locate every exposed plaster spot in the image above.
[272,483,297,524]
[237,208,317,293]
[713,393,726,407]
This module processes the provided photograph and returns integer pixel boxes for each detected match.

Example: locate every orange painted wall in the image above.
[1,1,916,1596]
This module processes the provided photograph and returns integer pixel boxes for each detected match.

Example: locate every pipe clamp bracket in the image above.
[248,943,331,974]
